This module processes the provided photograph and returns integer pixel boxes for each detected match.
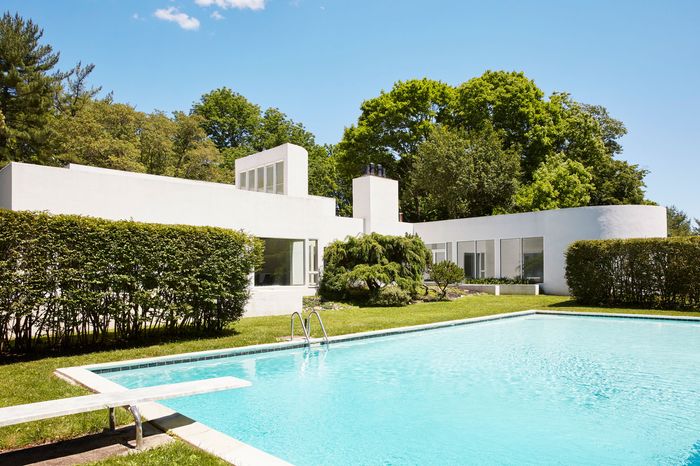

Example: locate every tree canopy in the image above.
[338,71,648,221]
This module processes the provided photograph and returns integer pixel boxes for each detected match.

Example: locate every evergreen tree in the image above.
[0,12,62,164]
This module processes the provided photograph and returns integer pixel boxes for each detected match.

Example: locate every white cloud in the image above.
[154,7,201,30]
[195,0,265,11]
[210,10,225,20]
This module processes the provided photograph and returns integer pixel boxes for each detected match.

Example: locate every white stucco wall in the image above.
[413,205,667,295]
[352,175,413,236]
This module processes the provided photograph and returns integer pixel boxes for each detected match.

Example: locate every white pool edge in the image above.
[54,309,700,465]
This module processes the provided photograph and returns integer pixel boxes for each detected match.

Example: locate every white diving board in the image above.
[0,376,251,449]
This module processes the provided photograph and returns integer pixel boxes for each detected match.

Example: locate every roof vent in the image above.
[364,163,386,177]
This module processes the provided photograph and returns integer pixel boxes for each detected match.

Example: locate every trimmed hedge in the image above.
[0,210,263,355]
[565,237,700,310]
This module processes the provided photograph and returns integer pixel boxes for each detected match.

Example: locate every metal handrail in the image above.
[305,310,329,345]
[290,311,310,344]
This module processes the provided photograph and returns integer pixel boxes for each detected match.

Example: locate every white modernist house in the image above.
[0,143,667,316]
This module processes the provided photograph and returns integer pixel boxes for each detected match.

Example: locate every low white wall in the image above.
[500,284,539,295]
[246,287,317,317]
[415,205,667,295]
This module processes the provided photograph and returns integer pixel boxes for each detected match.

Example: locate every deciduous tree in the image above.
[412,125,519,220]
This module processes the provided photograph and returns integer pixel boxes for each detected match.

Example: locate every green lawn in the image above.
[1,294,698,460]
[84,441,228,466]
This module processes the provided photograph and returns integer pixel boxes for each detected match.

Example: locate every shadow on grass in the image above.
[0,327,240,364]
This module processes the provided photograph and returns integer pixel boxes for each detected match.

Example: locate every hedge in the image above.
[0,209,263,355]
[565,237,700,310]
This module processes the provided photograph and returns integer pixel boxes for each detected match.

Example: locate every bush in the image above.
[0,209,263,355]
[319,233,431,304]
[429,261,464,300]
[565,237,700,310]
[367,285,412,307]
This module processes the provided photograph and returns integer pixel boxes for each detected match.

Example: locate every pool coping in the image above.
[54,309,700,465]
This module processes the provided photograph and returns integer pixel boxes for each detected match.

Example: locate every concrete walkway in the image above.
[0,423,173,465]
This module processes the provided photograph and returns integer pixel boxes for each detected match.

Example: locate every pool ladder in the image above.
[290,310,329,346]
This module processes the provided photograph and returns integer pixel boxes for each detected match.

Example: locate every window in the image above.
[265,165,274,193]
[255,238,305,286]
[308,239,319,286]
[426,242,451,264]
[500,237,544,282]
[241,161,285,194]
[476,240,495,278]
[275,161,284,194]
[247,169,255,191]
[500,238,522,279]
[522,237,544,282]
[256,167,265,191]
[458,240,495,279]
[457,241,475,278]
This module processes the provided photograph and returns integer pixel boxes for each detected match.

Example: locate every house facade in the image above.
[0,143,667,316]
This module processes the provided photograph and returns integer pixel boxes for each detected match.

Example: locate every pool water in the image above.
[102,315,700,465]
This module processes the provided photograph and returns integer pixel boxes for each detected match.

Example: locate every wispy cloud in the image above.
[210,10,225,20]
[154,7,201,30]
[195,0,265,11]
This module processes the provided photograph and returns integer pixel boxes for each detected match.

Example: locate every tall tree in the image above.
[0,12,62,164]
[453,70,553,179]
[336,78,455,220]
[513,153,595,212]
[191,87,260,150]
[412,125,520,220]
[666,205,696,237]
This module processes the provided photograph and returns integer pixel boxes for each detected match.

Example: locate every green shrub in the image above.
[367,285,412,307]
[0,209,263,355]
[319,233,431,304]
[429,261,464,300]
[565,237,700,310]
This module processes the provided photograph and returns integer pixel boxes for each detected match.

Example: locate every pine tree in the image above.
[0,12,62,164]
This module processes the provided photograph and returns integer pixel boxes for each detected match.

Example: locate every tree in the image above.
[139,111,175,175]
[666,205,697,237]
[0,12,62,164]
[319,233,431,302]
[336,79,455,220]
[191,87,260,150]
[454,70,553,179]
[171,112,224,182]
[514,153,595,212]
[48,98,144,171]
[429,261,464,300]
[339,71,649,220]
[55,61,101,117]
[412,125,519,220]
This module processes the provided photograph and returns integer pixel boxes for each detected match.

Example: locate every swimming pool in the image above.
[99,314,700,465]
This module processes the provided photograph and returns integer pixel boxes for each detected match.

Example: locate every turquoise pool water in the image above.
[102,315,700,465]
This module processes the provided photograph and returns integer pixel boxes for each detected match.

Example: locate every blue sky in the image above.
[6,0,700,221]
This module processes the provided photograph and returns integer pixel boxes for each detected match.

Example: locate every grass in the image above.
[85,441,228,466]
[1,294,698,457]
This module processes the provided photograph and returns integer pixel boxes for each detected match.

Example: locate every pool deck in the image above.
[55,309,700,465]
